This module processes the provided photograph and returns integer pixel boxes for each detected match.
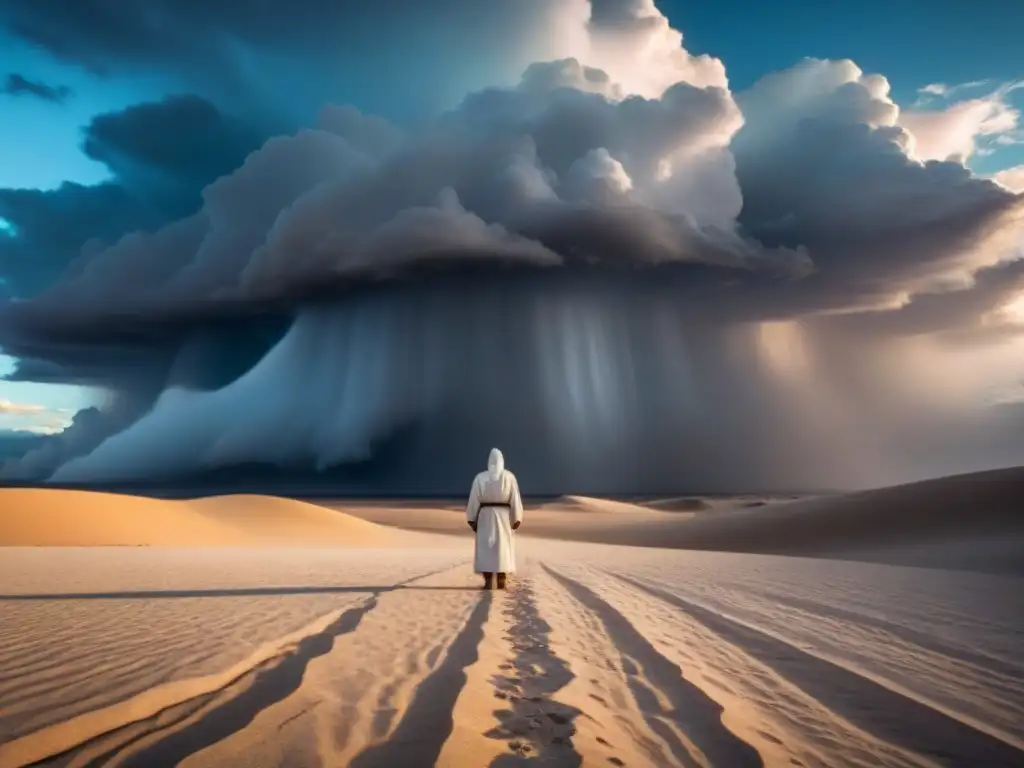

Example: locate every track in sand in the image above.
[1,545,1022,768]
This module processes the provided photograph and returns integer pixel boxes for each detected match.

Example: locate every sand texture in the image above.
[0,490,418,547]
[1,544,1022,767]
[337,466,1024,574]
[1,471,1022,766]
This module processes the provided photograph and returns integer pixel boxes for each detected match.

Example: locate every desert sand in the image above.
[0,490,417,547]
[1,470,1022,767]
[334,466,1024,574]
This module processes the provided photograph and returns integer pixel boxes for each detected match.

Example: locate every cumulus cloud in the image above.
[733,58,1024,319]
[899,81,1022,163]
[1,1,1023,490]
[0,399,74,456]
[582,0,728,95]
[0,182,161,297]
[0,404,122,480]
[7,53,790,322]
[0,95,268,298]
[82,95,268,214]
[993,165,1024,193]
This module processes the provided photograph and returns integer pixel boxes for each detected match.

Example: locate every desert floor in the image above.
[0,476,1022,767]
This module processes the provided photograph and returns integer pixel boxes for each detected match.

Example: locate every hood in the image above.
[487,447,504,479]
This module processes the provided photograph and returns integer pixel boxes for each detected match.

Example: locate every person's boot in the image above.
[483,572,494,590]
[496,572,507,590]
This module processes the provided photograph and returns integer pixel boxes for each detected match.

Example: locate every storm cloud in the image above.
[0,1,1022,490]
[0,93,268,296]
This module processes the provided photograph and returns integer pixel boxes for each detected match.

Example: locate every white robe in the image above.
[466,450,524,574]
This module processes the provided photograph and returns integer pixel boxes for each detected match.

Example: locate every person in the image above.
[466,447,523,590]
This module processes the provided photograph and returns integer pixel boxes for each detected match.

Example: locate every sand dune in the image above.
[628,465,1024,571]
[637,495,800,513]
[188,494,402,545]
[340,466,1024,573]
[543,495,653,514]
[1,470,1022,765]
[641,495,714,512]
[0,489,409,547]
[1,544,1021,767]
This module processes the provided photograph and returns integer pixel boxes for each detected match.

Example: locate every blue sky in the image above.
[0,36,146,189]
[666,0,1024,97]
[664,0,1024,173]
[1,0,1022,435]
[0,38,152,431]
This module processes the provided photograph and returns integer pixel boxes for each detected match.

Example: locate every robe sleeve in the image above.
[466,475,481,523]
[509,472,524,525]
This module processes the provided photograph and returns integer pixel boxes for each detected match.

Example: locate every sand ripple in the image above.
[1,543,1021,767]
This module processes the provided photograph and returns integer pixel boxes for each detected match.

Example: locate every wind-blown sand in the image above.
[1,469,1022,766]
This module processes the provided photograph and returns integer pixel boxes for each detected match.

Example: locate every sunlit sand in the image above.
[1,469,1022,767]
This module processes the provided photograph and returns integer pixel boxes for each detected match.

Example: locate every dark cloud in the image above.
[0,0,347,74]
[0,428,47,463]
[736,122,1020,315]
[825,258,1024,340]
[2,0,429,67]
[82,94,268,216]
[0,0,580,121]
[0,64,791,322]
[0,8,1022,489]
[0,94,268,298]
[732,59,1024,321]
[0,182,160,297]
[0,405,131,481]
[2,71,72,102]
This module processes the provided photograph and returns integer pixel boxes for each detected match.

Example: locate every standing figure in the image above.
[466,447,523,590]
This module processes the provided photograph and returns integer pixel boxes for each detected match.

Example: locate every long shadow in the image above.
[0,585,479,601]
[745,585,1024,681]
[347,592,493,768]
[487,578,583,766]
[30,594,385,768]
[27,569,470,767]
[613,573,1024,768]
[544,566,762,768]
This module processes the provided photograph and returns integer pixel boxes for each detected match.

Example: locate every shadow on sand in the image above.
[544,565,763,768]
[346,592,493,767]
[486,577,583,766]
[30,591,391,767]
[26,569,490,768]
[613,573,1024,768]
[0,585,482,601]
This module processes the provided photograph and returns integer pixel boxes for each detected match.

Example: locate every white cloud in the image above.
[919,83,949,97]
[917,80,991,101]
[992,165,1024,193]
[0,398,74,435]
[575,0,729,96]
[14,422,67,435]
[994,131,1024,146]
[900,82,1022,163]
[0,398,46,415]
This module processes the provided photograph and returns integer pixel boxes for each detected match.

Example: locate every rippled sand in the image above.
[1,541,1021,767]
